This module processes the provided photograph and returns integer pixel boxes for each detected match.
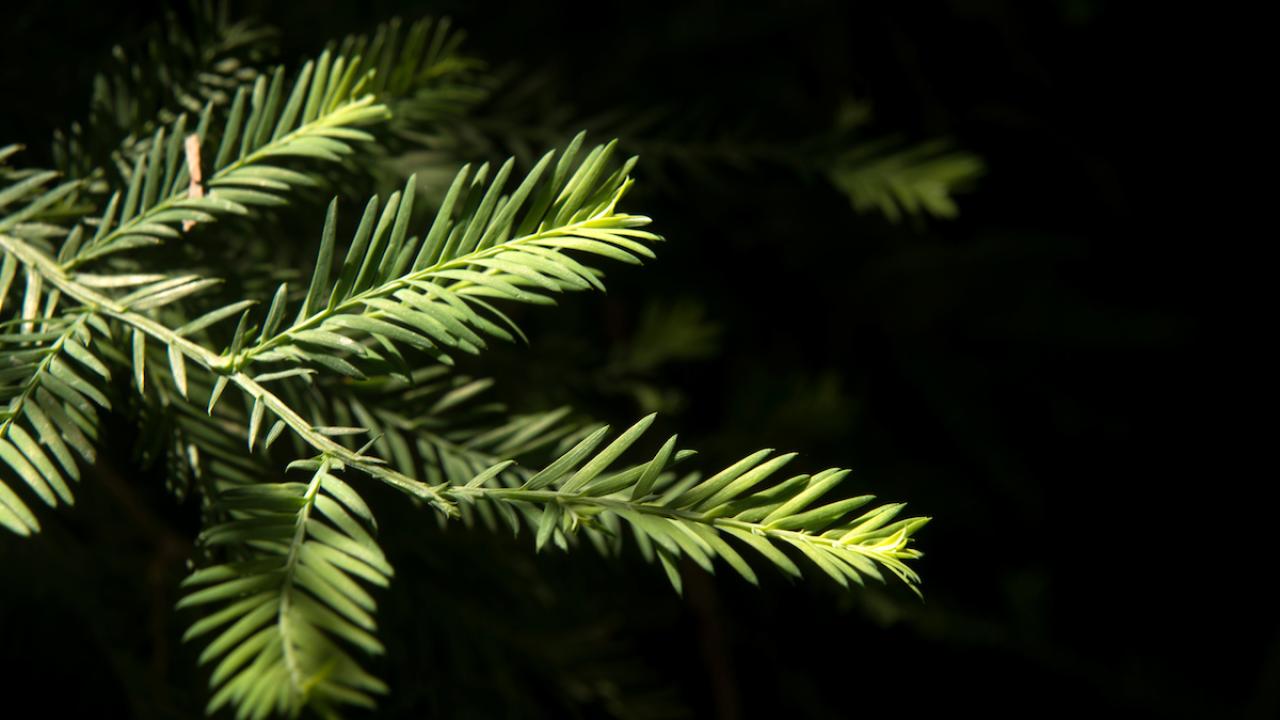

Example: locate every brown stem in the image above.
[683,559,741,720]
[95,459,192,681]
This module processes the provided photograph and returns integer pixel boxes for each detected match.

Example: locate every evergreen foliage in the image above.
[1,5,953,717]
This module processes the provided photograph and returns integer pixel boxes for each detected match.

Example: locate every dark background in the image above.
[0,2,1263,718]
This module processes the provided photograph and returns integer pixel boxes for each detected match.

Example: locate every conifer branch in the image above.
[179,457,392,716]
[1,12,937,718]
[0,231,452,513]
[445,415,927,596]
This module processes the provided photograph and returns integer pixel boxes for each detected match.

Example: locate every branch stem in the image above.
[236,210,643,366]
[449,484,916,565]
[0,232,452,512]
